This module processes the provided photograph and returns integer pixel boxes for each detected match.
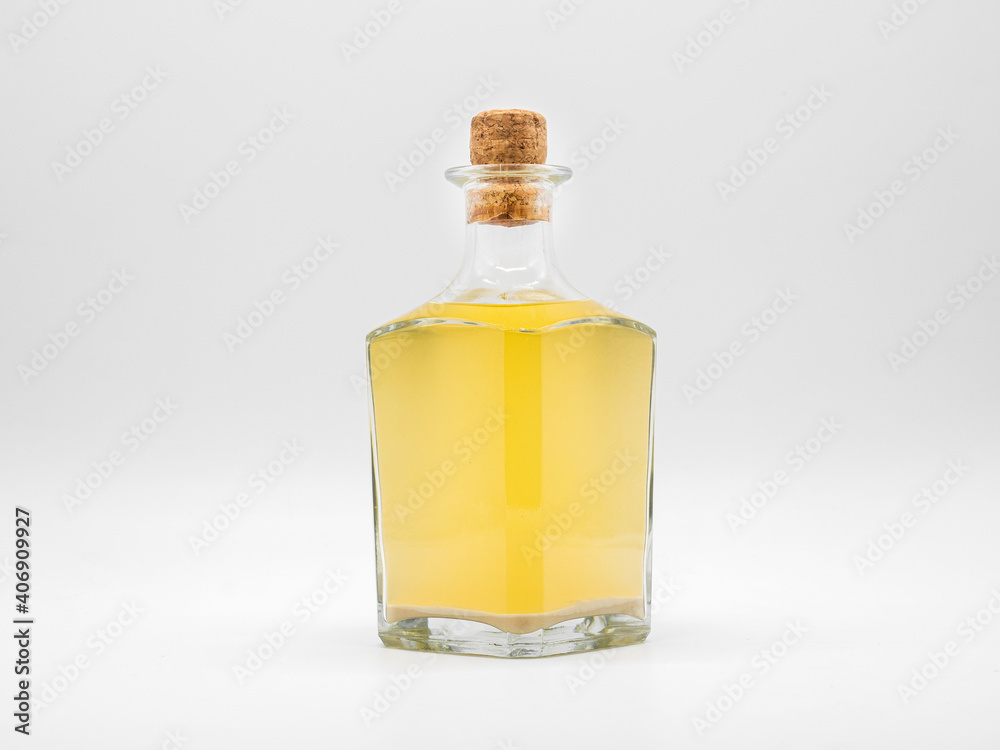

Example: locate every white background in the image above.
[2,0,999,747]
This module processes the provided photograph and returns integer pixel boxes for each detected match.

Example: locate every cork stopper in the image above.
[470,110,547,165]
[467,182,551,224]
[467,109,550,225]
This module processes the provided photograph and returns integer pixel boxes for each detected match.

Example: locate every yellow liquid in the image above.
[368,299,654,633]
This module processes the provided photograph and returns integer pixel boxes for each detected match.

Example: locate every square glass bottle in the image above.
[366,110,655,657]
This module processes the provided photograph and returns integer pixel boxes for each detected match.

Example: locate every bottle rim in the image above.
[444,163,573,187]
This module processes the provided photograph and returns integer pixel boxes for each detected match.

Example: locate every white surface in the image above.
[1,0,999,747]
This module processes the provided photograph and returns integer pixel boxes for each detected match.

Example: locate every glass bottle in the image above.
[366,109,655,657]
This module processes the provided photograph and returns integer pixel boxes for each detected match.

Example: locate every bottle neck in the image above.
[435,168,582,304]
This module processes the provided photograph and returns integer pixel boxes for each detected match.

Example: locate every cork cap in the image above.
[470,109,547,165]
[467,182,550,224]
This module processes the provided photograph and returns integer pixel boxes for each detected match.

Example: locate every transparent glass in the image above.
[366,164,655,657]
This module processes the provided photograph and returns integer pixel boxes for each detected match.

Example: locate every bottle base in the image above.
[377,605,650,658]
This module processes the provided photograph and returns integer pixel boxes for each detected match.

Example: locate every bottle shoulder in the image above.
[367,299,655,343]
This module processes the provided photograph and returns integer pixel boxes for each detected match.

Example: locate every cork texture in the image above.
[467,109,550,224]
[467,181,550,224]
[470,109,547,165]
